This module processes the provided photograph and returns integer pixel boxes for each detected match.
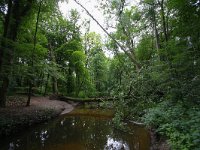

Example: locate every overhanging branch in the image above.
[73,0,141,70]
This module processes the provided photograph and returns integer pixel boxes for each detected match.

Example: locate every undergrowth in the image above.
[142,101,200,150]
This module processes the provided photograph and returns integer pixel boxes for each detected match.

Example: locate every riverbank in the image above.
[0,96,76,136]
[150,128,170,150]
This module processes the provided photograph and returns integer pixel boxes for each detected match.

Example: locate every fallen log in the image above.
[58,95,117,103]
[129,120,145,126]
[50,94,134,103]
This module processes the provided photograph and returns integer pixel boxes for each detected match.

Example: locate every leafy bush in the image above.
[143,101,200,150]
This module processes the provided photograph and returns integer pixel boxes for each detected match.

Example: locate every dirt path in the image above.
[30,96,76,115]
[0,96,78,136]
[0,96,76,116]
[0,97,76,118]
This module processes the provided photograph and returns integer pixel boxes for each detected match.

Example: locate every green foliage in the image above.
[136,36,155,62]
[15,42,47,59]
[83,32,109,97]
[101,1,200,149]
[143,101,200,150]
[78,91,87,98]
[91,50,108,96]
[71,50,86,73]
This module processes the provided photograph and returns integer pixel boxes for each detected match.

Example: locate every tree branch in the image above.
[73,0,141,71]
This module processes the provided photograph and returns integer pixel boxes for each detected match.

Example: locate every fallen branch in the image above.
[58,95,117,103]
[129,120,145,126]
[52,95,133,103]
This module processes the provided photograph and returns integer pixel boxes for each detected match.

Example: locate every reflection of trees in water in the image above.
[1,113,149,150]
[39,130,49,146]
[104,136,130,150]
[55,116,113,149]
[41,116,128,149]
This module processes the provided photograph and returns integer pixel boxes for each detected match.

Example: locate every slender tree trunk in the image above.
[38,72,44,93]
[49,43,58,95]
[0,78,9,107]
[52,77,58,94]
[159,0,168,42]
[43,73,49,96]
[67,63,74,95]
[152,4,160,51]
[75,75,80,96]
[166,9,170,38]
[38,72,44,87]
[27,0,42,106]
[77,80,84,96]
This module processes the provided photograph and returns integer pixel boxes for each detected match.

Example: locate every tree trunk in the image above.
[0,0,21,107]
[44,73,50,96]
[75,75,80,96]
[38,72,44,93]
[0,0,12,73]
[52,77,58,94]
[67,63,74,95]
[152,4,160,51]
[159,0,168,42]
[0,77,9,107]
[0,0,34,107]
[0,0,12,107]
[49,43,58,95]
[27,0,42,106]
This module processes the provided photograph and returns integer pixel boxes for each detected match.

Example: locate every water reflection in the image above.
[105,136,130,150]
[8,142,14,150]
[0,108,150,150]
[39,130,49,146]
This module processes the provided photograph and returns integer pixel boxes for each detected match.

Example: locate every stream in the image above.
[0,107,151,150]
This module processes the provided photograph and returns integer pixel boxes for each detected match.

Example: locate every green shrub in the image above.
[142,101,200,150]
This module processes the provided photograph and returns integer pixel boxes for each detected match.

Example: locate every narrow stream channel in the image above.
[0,108,150,150]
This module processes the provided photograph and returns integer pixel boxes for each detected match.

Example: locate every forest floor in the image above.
[0,96,77,136]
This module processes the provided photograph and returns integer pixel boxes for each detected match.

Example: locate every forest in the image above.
[0,0,200,149]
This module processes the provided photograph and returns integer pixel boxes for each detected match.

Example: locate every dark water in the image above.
[0,108,150,150]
